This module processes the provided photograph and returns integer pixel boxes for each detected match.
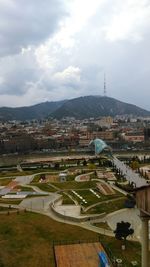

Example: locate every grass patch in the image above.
[67,189,124,208]
[66,174,76,181]
[32,183,58,192]
[62,193,75,205]
[0,178,13,186]
[103,239,141,267]
[87,197,127,214]
[68,189,100,206]
[32,171,59,183]
[0,212,141,267]
[92,222,111,230]
[15,186,34,192]
[52,180,97,190]
[0,198,22,205]
[0,171,29,177]
[0,212,99,267]
[0,206,11,212]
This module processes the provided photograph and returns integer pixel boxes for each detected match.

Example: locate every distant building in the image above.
[93,130,114,141]
[121,132,144,142]
[95,116,113,128]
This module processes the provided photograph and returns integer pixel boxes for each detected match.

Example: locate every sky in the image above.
[0,0,150,110]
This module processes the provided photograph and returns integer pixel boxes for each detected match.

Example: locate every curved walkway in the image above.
[0,169,141,241]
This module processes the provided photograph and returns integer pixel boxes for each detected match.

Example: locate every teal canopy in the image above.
[89,138,108,155]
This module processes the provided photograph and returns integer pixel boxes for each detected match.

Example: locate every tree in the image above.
[130,160,139,170]
[54,162,60,169]
[114,221,134,247]
[83,159,87,166]
[77,160,80,166]
[88,163,95,170]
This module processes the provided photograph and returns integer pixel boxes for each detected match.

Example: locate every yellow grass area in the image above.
[0,212,100,267]
[0,212,142,267]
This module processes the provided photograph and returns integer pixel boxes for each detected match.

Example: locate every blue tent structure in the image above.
[98,251,110,267]
[89,138,110,155]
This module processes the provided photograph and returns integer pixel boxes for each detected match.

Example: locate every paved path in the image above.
[106,208,141,240]
[20,196,140,241]
[19,194,61,212]
[15,175,34,185]
[19,195,115,237]
[21,184,49,195]
[113,156,147,188]
[0,168,142,241]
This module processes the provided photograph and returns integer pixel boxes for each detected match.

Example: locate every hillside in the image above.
[0,96,149,121]
[0,100,66,121]
[51,96,150,119]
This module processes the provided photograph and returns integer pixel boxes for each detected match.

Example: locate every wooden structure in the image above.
[54,242,111,267]
[135,185,150,267]
[136,185,150,216]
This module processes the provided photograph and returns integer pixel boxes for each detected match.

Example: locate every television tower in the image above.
[104,73,107,97]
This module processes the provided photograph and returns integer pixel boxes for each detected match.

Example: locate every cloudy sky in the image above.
[0,0,150,110]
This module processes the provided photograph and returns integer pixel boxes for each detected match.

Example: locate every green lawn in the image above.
[52,180,97,190]
[62,193,75,204]
[93,222,111,230]
[0,168,60,178]
[0,178,13,186]
[87,197,127,214]
[0,212,141,267]
[65,188,124,208]
[32,171,59,183]
[32,183,58,192]
[0,206,11,211]
[0,170,30,177]
[67,189,100,206]
[0,198,22,205]
[15,186,34,192]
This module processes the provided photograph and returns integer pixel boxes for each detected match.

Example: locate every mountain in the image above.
[0,100,66,121]
[51,96,150,119]
[0,96,149,121]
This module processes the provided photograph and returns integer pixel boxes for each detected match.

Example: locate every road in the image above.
[113,156,147,188]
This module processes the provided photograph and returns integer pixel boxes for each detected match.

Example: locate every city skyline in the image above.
[0,0,150,110]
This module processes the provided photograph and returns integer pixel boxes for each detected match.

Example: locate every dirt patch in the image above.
[96,183,115,195]
[45,174,59,183]
[54,242,109,267]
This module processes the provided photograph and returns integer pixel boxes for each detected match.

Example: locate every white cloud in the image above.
[0,0,66,56]
[34,0,104,70]
[103,0,150,42]
[53,66,81,84]
[0,0,150,110]
[0,76,5,85]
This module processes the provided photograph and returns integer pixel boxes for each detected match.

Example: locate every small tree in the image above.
[88,163,95,170]
[83,159,87,166]
[114,221,134,248]
[130,160,139,170]
[54,162,60,169]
